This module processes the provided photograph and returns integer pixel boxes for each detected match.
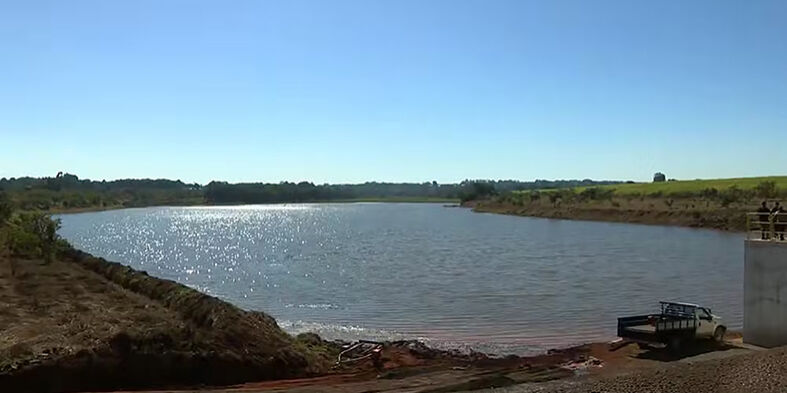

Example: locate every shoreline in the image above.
[468,200,749,232]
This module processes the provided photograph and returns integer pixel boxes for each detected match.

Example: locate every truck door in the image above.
[696,307,714,337]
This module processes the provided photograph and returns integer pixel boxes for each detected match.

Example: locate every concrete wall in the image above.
[744,240,787,347]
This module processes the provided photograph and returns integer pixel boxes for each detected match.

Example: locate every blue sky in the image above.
[1,0,785,184]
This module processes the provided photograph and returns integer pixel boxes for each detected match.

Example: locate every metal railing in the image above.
[746,212,787,241]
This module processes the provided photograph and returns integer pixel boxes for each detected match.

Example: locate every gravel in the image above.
[482,347,787,393]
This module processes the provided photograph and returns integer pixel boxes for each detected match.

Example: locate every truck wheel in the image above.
[668,336,682,352]
[713,326,726,342]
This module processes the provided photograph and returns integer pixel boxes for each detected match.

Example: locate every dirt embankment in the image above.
[0,248,338,393]
[469,198,750,231]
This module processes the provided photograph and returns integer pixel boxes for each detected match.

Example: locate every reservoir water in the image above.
[57,203,743,355]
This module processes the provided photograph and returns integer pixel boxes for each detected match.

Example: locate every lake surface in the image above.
[57,203,744,355]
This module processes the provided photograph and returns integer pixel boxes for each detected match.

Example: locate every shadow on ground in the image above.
[634,341,741,362]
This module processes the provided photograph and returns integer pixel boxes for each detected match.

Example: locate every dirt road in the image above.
[478,345,781,393]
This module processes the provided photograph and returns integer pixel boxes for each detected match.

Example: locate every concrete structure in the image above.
[744,239,787,347]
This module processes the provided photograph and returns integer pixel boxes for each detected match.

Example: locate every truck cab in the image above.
[693,305,723,338]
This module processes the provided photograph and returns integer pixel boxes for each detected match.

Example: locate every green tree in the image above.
[7,212,62,261]
[458,181,497,203]
[720,186,747,207]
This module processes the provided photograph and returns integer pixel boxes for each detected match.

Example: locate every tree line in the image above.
[0,174,203,211]
[0,174,622,210]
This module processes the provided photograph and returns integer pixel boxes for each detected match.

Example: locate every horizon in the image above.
[2,0,786,184]
[3,172,627,186]
[4,172,786,187]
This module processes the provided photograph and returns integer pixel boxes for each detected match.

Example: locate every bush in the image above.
[498,192,516,205]
[755,181,777,198]
[557,188,577,202]
[719,186,749,207]
[459,182,498,203]
[578,187,615,201]
[6,226,40,257]
[699,188,719,199]
[548,192,560,205]
[5,212,62,261]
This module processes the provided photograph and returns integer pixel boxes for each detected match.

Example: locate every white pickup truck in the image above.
[617,301,726,350]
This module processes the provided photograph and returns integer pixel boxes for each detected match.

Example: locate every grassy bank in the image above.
[472,176,787,231]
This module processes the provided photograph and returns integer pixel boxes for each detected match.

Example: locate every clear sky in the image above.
[1,0,785,184]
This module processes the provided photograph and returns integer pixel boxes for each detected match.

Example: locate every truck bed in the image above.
[617,314,696,344]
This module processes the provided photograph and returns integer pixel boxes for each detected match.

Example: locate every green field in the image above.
[525,176,787,197]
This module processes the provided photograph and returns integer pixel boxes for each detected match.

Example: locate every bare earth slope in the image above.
[0,249,332,393]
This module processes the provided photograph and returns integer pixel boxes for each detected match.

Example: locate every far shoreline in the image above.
[48,197,461,215]
[469,204,749,233]
[465,199,752,232]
